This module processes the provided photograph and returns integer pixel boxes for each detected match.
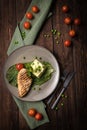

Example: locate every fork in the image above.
[51,71,75,109]
[47,70,69,105]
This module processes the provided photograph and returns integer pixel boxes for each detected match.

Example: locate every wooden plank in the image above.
[0,0,87,130]
[0,0,19,130]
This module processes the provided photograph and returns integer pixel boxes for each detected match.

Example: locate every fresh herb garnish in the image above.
[61,94,64,98]
[43,29,61,45]
[43,34,50,38]
[23,56,26,59]
[14,41,19,45]
[21,32,26,40]
[6,61,54,88]
[57,32,61,36]
[6,65,18,87]
[55,106,58,110]
[61,103,64,106]
[65,95,67,98]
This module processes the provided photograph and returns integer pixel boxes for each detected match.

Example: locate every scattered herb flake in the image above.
[21,32,26,40]
[23,56,26,59]
[51,29,57,35]
[43,34,50,38]
[32,87,36,90]
[44,34,47,37]
[39,57,42,60]
[47,34,50,37]
[14,41,19,44]
[65,95,67,98]
[38,87,41,90]
[56,41,59,44]
[61,94,64,98]
[55,106,58,110]
[53,31,56,35]
[35,56,37,59]
[54,29,57,32]
[51,29,54,33]
[61,103,64,106]
[57,32,61,36]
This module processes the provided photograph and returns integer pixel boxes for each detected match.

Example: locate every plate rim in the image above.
[3,45,60,101]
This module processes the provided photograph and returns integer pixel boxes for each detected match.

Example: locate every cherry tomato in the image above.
[32,5,39,13]
[64,17,72,25]
[35,113,43,121]
[64,40,71,47]
[69,30,76,37]
[26,12,33,20]
[16,63,24,71]
[23,21,31,29]
[62,5,69,13]
[74,18,81,25]
[28,108,37,117]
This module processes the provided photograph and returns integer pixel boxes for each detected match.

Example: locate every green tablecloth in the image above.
[7,0,53,129]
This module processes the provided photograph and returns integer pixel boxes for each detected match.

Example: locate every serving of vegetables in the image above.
[6,58,54,89]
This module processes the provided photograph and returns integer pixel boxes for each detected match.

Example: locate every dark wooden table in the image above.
[0,0,87,130]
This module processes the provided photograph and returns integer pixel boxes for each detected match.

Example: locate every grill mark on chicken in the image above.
[17,68,32,97]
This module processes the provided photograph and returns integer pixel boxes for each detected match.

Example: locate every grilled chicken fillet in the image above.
[17,68,32,97]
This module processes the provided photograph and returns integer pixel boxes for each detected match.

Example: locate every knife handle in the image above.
[51,87,65,109]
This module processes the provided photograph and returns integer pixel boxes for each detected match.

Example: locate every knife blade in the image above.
[51,71,76,109]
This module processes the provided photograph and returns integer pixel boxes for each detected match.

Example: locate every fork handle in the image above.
[51,87,65,109]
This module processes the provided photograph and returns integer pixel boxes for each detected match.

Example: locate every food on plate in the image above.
[17,68,32,97]
[35,113,43,121]
[31,59,46,78]
[28,108,37,117]
[23,21,31,29]
[74,18,81,25]
[16,63,24,71]
[26,12,33,20]
[64,17,72,25]
[32,5,39,13]
[69,29,76,37]
[62,5,69,13]
[6,58,54,97]
[64,40,71,47]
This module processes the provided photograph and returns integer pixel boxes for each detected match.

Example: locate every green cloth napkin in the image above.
[7,0,53,129]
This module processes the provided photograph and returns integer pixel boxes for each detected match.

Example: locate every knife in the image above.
[51,71,76,109]
[47,71,69,105]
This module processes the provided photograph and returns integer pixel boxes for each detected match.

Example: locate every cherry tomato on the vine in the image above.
[16,63,24,71]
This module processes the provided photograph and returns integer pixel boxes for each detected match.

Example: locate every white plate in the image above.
[4,45,60,101]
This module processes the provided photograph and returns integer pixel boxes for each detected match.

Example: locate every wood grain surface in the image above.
[0,0,87,130]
